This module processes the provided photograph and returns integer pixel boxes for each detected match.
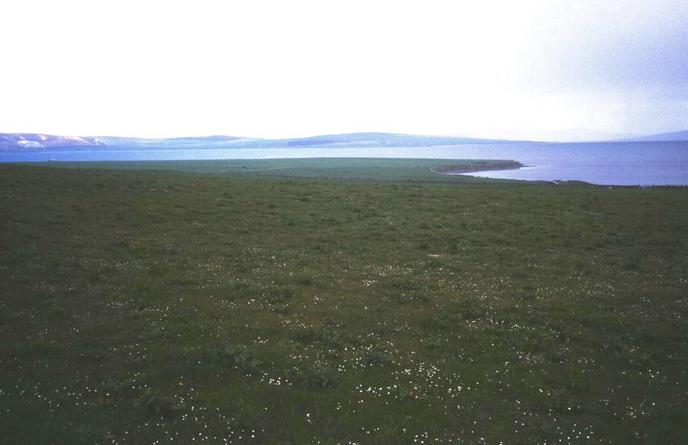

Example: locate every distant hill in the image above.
[628,130,688,142]
[0,132,508,150]
[4,130,687,150]
[97,135,247,147]
[0,133,105,149]
[282,132,501,147]
[0,133,247,150]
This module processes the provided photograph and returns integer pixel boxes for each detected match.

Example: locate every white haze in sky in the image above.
[1,0,687,140]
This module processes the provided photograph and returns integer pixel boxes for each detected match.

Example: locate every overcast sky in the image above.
[1,0,687,140]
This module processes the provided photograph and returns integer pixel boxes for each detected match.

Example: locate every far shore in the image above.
[431,160,524,175]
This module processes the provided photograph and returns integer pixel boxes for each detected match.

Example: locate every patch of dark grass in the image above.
[288,363,342,389]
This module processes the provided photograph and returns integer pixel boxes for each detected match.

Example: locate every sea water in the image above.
[1,141,687,186]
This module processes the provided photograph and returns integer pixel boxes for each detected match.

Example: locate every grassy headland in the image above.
[431,160,522,175]
[36,158,522,182]
[0,160,686,443]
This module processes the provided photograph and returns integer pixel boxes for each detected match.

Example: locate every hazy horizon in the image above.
[1,128,686,144]
[2,0,687,140]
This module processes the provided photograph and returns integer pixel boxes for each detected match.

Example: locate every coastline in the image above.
[431,160,524,175]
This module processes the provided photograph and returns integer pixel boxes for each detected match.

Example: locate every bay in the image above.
[1,141,687,186]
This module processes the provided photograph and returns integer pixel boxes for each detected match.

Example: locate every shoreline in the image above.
[431,160,524,175]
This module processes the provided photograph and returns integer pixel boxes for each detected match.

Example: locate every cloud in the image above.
[0,0,686,138]
[521,0,688,97]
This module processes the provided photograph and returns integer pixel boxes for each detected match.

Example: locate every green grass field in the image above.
[35,158,522,182]
[1,160,686,444]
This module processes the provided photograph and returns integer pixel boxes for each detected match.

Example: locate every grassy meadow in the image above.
[36,158,522,182]
[0,160,686,444]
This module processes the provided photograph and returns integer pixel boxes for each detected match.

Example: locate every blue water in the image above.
[1,141,687,186]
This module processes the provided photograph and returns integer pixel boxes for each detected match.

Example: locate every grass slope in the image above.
[0,163,686,444]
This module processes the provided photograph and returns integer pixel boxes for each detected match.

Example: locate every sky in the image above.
[1,0,687,140]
